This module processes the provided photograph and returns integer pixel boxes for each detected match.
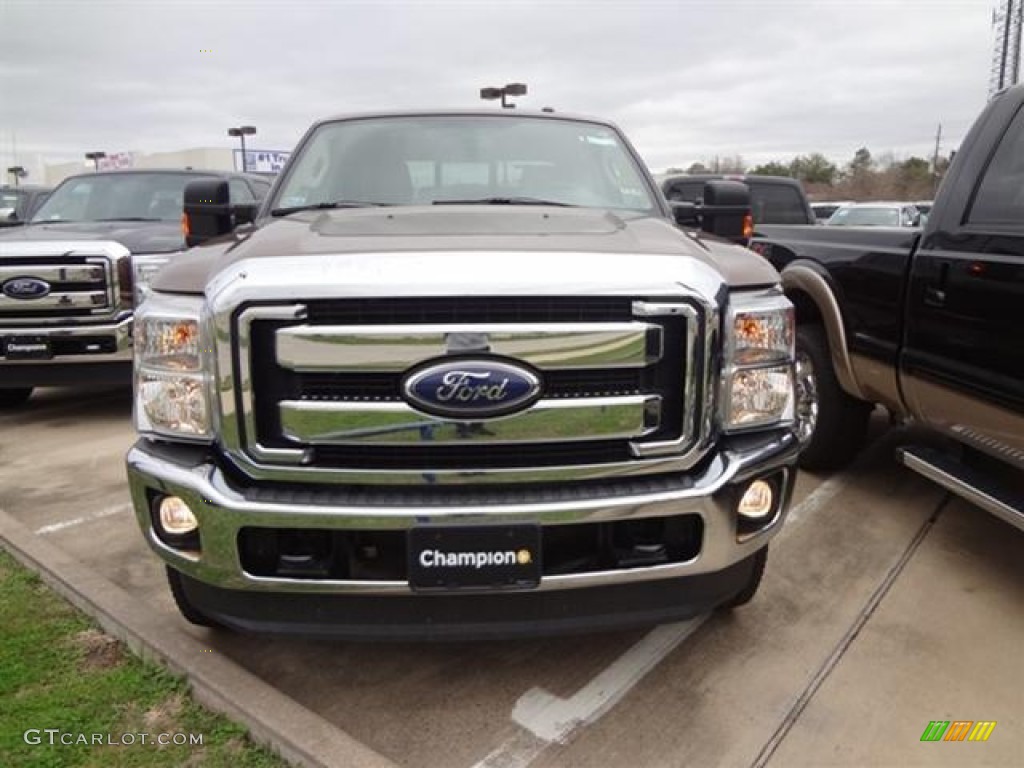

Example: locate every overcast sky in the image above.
[0,0,1004,177]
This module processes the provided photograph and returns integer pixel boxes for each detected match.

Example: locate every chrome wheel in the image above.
[794,349,819,445]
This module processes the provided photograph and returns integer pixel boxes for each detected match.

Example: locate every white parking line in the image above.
[473,617,708,768]
[474,464,863,768]
[515,617,708,742]
[783,473,846,526]
[34,502,133,535]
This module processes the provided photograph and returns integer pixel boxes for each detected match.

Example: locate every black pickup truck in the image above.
[752,84,1024,532]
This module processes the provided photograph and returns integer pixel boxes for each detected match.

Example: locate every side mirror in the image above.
[233,203,259,226]
[184,180,232,247]
[670,201,700,226]
[699,180,752,244]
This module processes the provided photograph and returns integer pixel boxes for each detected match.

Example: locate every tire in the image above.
[166,567,221,628]
[0,387,33,408]
[720,547,767,609]
[794,324,872,471]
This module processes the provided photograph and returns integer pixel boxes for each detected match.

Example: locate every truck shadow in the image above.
[0,386,132,427]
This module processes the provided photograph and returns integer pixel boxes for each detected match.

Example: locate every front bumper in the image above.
[1,315,133,387]
[127,430,799,636]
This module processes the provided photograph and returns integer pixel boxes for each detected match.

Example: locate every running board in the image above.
[897,445,1024,532]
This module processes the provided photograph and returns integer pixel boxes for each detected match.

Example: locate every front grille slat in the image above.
[305,296,634,324]
[314,441,630,469]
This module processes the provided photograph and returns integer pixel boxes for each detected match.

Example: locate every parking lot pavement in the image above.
[1,389,1021,767]
[766,497,1024,768]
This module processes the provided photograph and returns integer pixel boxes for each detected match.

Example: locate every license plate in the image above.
[407,525,541,591]
[4,337,53,360]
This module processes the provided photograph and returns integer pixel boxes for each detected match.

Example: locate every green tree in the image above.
[848,147,874,175]
[749,161,792,177]
[891,156,933,199]
[686,162,710,174]
[790,153,837,184]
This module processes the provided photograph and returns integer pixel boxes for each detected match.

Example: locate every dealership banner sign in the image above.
[97,152,135,170]
[234,149,290,173]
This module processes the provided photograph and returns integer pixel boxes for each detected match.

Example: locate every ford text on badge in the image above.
[401,358,542,419]
[2,277,52,300]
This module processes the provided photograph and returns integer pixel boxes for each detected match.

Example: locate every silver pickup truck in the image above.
[125,110,801,639]
[0,239,134,405]
[0,170,270,407]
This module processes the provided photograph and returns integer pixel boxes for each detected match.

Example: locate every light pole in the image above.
[6,166,27,187]
[480,83,528,109]
[228,125,257,171]
[85,151,106,171]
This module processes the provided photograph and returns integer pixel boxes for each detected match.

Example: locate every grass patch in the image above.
[0,549,290,767]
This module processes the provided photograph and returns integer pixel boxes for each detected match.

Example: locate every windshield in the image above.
[273,115,655,212]
[826,206,900,226]
[31,173,214,223]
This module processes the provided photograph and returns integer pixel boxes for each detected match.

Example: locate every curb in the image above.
[0,507,399,768]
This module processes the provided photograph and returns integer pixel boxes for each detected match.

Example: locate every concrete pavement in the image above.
[1,386,1021,767]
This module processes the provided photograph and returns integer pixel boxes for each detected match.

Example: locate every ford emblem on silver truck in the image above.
[2,277,52,300]
[402,359,542,419]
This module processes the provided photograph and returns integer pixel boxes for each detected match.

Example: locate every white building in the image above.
[43,147,238,186]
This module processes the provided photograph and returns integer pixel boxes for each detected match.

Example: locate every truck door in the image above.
[901,99,1024,469]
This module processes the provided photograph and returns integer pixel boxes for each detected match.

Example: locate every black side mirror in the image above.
[699,180,752,244]
[184,180,232,247]
[671,201,700,226]
[233,203,259,226]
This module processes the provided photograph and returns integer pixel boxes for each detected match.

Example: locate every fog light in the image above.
[738,480,774,519]
[158,496,198,534]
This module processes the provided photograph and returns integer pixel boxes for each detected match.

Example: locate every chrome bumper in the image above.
[0,314,133,364]
[127,431,800,595]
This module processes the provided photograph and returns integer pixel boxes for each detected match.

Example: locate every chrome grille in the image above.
[0,255,115,322]
[236,297,701,480]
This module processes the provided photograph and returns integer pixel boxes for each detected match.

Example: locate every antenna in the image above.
[989,0,1024,97]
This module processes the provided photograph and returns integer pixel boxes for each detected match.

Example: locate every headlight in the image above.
[134,292,213,440]
[722,292,795,431]
[132,254,172,305]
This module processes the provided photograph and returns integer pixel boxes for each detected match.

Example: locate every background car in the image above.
[0,184,53,227]
[824,202,922,227]
[810,200,853,223]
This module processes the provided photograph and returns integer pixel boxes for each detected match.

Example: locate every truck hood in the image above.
[0,220,184,254]
[154,206,780,296]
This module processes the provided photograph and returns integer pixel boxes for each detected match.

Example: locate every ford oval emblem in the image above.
[2,277,52,300]
[402,358,542,419]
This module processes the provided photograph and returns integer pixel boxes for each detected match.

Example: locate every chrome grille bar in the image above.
[0,264,106,283]
[275,322,660,372]
[279,395,661,445]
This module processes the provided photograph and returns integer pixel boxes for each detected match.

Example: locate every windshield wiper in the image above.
[432,197,575,207]
[94,217,164,222]
[270,201,392,217]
